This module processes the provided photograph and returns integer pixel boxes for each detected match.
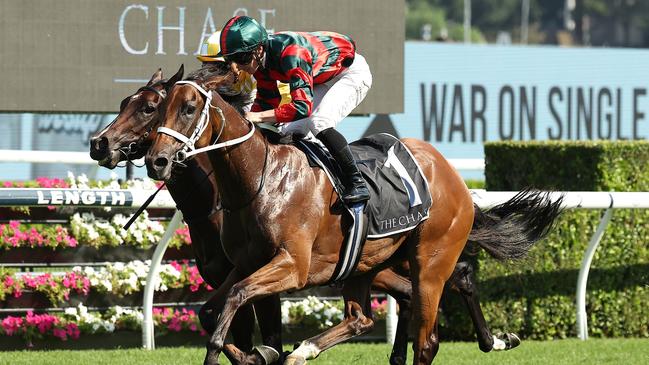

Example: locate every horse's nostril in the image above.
[92,137,108,152]
[154,157,169,168]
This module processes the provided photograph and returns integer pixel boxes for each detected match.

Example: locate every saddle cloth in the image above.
[295,133,432,283]
[297,133,432,238]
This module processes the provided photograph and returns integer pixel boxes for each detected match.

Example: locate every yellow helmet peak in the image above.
[197,32,225,63]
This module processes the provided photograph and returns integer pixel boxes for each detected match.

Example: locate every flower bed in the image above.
[0,213,191,251]
[0,304,204,346]
[0,260,211,306]
[0,297,389,348]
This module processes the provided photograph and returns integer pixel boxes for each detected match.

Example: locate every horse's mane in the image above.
[184,63,254,116]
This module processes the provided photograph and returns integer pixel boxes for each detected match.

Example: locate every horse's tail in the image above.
[468,189,564,261]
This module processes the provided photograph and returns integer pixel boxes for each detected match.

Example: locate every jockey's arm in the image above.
[247,56,314,123]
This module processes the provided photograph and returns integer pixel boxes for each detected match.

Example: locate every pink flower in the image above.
[81,277,91,294]
[66,323,80,339]
[168,317,182,332]
[3,275,23,298]
[174,226,192,244]
[4,275,14,286]
[1,316,24,336]
[3,181,13,187]
[371,298,387,310]
[169,261,182,272]
[35,177,69,189]
[22,275,37,288]
[53,328,67,340]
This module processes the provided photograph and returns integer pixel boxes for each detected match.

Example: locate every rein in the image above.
[216,136,269,213]
[157,80,256,164]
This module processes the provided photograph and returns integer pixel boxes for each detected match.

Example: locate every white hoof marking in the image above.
[492,335,507,351]
[291,341,320,360]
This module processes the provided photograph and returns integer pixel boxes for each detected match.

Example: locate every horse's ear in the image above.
[164,64,184,91]
[147,68,164,86]
[171,64,184,83]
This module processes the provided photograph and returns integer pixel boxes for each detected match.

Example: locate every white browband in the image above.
[156,80,256,162]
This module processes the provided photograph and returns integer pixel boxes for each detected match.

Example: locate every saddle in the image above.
[260,127,432,282]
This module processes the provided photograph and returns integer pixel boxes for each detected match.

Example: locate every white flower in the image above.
[100,279,113,292]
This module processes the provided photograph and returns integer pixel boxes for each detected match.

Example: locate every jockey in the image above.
[218,16,372,204]
[197,31,291,109]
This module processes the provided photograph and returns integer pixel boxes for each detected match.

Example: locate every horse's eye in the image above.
[186,105,196,115]
[143,105,156,114]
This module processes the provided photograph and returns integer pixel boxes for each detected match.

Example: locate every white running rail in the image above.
[1,188,647,345]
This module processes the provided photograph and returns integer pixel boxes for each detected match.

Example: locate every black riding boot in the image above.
[316,128,370,204]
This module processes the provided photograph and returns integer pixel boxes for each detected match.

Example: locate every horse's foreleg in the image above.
[206,248,306,365]
[253,295,284,362]
[371,268,412,365]
[219,295,284,365]
[199,292,255,354]
[203,268,246,365]
[285,274,376,365]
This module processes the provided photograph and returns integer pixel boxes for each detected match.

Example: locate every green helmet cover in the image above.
[219,16,268,56]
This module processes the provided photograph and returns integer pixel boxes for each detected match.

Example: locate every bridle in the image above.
[156,80,268,213]
[119,85,168,166]
[156,80,256,164]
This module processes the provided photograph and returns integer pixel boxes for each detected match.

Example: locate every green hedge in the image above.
[484,140,649,191]
[441,141,649,341]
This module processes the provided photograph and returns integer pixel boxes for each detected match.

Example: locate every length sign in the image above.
[0,188,177,208]
[0,0,403,114]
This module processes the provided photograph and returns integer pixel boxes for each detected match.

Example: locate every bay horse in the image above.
[145,68,562,365]
[89,66,415,364]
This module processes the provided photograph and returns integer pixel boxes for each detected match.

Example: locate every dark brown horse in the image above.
[145,69,561,365]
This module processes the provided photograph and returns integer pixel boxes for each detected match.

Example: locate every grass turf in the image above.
[0,339,647,365]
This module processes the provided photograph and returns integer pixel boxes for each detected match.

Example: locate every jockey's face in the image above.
[231,45,264,74]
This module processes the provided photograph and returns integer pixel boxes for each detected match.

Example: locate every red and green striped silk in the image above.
[252,31,356,123]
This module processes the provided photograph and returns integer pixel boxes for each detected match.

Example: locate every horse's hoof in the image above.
[283,355,307,365]
[494,332,521,351]
[253,345,280,365]
[203,350,221,365]
[389,355,407,365]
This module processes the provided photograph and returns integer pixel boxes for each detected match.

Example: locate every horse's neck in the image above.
[206,107,269,210]
[166,157,217,220]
